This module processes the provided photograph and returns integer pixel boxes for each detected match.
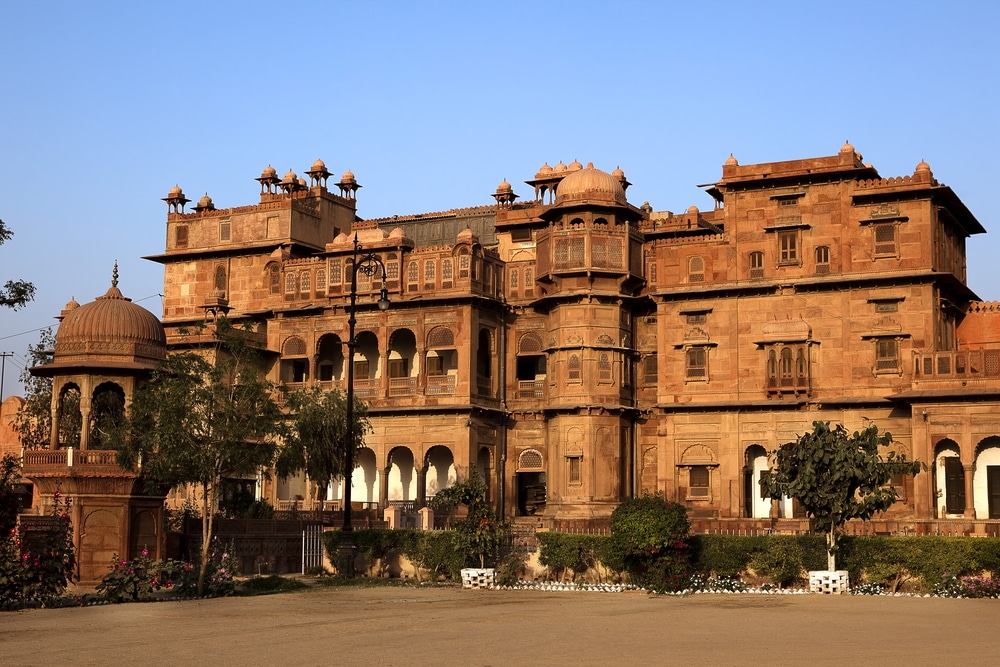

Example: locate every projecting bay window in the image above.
[876,337,900,373]
[763,343,810,395]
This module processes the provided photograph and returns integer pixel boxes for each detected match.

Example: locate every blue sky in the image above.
[1,1,998,387]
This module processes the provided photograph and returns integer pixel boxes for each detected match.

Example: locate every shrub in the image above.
[1,491,76,609]
[97,550,181,602]
[537,533,606,582]
[609,494,690,591]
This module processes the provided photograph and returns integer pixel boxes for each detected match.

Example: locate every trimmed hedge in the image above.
[538,532,1000,591]
[322,529,1000,592]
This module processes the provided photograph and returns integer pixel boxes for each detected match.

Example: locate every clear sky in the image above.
[1,0,998,389]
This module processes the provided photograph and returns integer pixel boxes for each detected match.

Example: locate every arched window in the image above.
[284,273,296,294]
[568,354,581,381]
[767,349,777,388]
[299,271,311,295]
[441,259,453,280]
[315,269,327,292]
[689,256,705,282]
[599,353,612,381]
[424,260,436,282]
[780,347,794,387]
[268,263,281,294]
[214,265,227,292]
[815,246,831,274]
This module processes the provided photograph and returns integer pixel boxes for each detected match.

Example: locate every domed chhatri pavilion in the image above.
[143,144,1000,535]
[22,265,169,582]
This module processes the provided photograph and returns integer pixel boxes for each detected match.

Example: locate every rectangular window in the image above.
[643,355,658,385]
[815,246,830,274]
[686,313,706,325]
[686,348,707,379]
[388,358,408,378]
[569,456,582,484]
[874,223,897,256]
[175,225,188,248]
[689,466,710,497]
[874,301,898,313]
[354,359,370,379]
[511,228,532,242]
[220,221,231,242]
[778,230,798,264]
[876,338,899,372]
[749,251,764,279]
[427,356,444,376]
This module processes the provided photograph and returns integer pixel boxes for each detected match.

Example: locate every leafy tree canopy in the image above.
[0,219,36,310]
[111,318,284,594]
[276,386,371,495]
[761,421,922,571]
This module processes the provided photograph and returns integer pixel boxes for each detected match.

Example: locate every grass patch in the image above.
[237,576,309,596]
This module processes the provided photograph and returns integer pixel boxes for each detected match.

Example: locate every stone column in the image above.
[380,465,391,510]
[416,465,428,508]
[964,463,977,519]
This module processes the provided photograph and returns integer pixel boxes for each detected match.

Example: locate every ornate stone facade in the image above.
[147,146,1000,529]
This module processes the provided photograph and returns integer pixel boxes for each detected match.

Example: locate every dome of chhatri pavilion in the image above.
[50,266,166,371]
[554,163,628,207]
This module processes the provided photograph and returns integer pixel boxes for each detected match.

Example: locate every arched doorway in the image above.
[935,439,964,517]
[974,436,1000,519]
[425,445,456,499]
[516,449,546,516]
[743,445,769,518]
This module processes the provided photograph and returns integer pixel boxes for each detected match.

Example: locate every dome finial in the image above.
[112,261,119,288]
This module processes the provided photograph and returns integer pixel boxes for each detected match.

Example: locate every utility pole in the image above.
[0,351,12,407]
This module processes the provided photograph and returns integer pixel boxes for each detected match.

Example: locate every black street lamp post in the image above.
[339,233,390,577]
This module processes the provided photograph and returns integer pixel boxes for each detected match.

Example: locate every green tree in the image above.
[111,318,284,595]
[276,386,371,505]
[0,454,23,535]
[0,219,35,310]
[761,421,922,571]
[430,472,507,569]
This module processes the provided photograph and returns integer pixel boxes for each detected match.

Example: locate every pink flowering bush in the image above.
[96,549,189,602]
[201,537,238,597]
[0,491,77,609]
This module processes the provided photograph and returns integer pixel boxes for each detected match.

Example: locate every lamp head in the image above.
[377,288,391,311]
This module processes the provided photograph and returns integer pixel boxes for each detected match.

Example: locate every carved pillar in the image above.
[78,397,92,450]
[380,465,391,509]
[416,464,428,508]
[49,401,60,449]
[964,463,977,519]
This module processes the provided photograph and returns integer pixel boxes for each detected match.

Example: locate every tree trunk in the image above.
[198,481,215,596]
[827,525,836,572]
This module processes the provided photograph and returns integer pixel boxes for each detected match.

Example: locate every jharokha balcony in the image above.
[912,349,1000,389]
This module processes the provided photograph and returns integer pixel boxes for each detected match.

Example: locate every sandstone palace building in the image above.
[145,143,1000,530]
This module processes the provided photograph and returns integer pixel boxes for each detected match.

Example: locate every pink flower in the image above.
[141,549,149,557]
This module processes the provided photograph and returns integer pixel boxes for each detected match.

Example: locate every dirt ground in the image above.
[2,586,999,666]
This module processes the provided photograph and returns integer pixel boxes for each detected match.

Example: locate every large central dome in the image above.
[555,163,627,207]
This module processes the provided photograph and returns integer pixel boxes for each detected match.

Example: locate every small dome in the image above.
[612,166,625,179]
[282,169,298,183]
[260,165,277,179]
[538,163,553,175]
[297,178,307,187]
[568,159,583,171]
[64,297,80,311]
[496,179,513,193]
[53,275,166,367]
[341,170,356,183]
[167,184,183,198]
[687,205,699,215]
[840,141,855,154]
[554,161,567,173]
[554,164,627,207]
[724,154,738,166]
[915,159,931,173]
[197,193,213,208]
[311,158,326,171]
